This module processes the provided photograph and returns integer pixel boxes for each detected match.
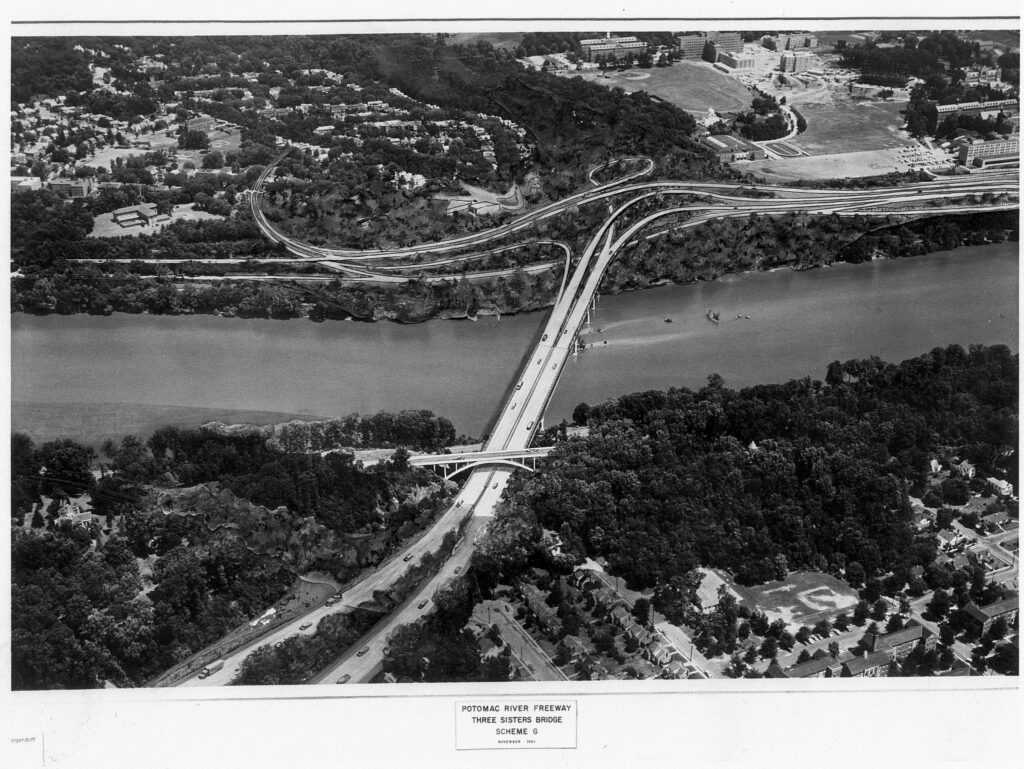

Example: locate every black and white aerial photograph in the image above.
[4,6,1021,767]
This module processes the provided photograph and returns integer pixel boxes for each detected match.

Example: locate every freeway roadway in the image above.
[310,483,508,685]
[175,471,494,687]
[172,161,1017,687]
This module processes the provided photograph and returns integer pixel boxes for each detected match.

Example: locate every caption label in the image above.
[455,700,577,750]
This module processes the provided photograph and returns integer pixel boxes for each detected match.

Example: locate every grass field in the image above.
[730,571,859,627]
[12,402,327,449]
[745,145,954,182]
[578,61,752,113]
[88,203,224,238]
[788,98,910,156]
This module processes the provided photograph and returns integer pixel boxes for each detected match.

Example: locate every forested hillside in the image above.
[510,345,1017,589]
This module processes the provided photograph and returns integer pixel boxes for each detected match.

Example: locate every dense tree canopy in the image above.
[510,345,1017,590]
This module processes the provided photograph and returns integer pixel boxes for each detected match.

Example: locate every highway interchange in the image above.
[169,157,1018,687]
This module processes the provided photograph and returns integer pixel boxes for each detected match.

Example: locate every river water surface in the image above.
[11,243,1018,440]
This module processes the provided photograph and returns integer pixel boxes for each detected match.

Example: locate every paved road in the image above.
[471,599,567,682]
[310,508,501,684]
[171,163,1018,687]
[176,472,494,687]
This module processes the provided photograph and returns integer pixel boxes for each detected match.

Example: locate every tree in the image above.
[572,402,590,426]
[986,616,1008,641]
[871,598,889,621]
[36,438,96,498]
[939,622,956,647]
[759,636,778,659]
[834,612,850,631]
[390,447,411,472]
[886,614,904,633]
[778,631,795,652]
[179,130,210,150]
[853,600,869,626]
[926,589,951,620]
[796,648,812,664]
[202,150,225,169]
[30,509,45,528]
[828,641,840,659]
[631,597,651,626]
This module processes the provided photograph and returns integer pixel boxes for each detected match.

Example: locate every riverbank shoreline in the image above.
[12,227,1017,327]
[13,241,1017,442]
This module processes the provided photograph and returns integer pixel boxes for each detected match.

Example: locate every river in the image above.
[11,243,1018,443]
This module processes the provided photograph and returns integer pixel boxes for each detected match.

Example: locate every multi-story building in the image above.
[48,177,93,198]
[580,35,648,61]
[709,31,743,53]
[863,621,936,662]
[701,134,766,161]
[956,135,1020,168]
[962,597,1019,636]
[842,650,891,677]
[763,33,818,51]
[936,99,1019,117]
[677,33,708,60]
[780,50,813,73]
[718,50,757,69]
[186,115,217,133]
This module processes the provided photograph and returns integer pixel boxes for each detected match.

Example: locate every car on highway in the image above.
[516,380,523,390]
[336,674,351,684]
[542,334,548,341]
[526,421,534,430]
[510,402,516,409]
[456,500,462,507]
[300,622,312,630]
[403,553,414,562]
[552,363,557,370]
[418,599,429,609]
[356,646,370,656]
[492,482,498,489]
[536,358,542,365]
[454,566,463,574]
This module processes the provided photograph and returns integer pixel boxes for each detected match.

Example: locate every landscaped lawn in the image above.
[788,98,910,155]
[729,570,860,627]
[577,62,753,113]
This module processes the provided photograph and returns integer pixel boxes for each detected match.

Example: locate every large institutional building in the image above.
[676,31,743,62]
[580,35,648,61]
[779,51,814,73]
[955,134,1020,168]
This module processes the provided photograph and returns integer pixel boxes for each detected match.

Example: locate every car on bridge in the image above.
[510,403,516,409]
[336,674,351,684]
[526,421,534,430]
[516,380,523,389]
[542,334,548,341]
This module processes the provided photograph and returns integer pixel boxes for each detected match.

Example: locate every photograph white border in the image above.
[3,3,1021,766]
